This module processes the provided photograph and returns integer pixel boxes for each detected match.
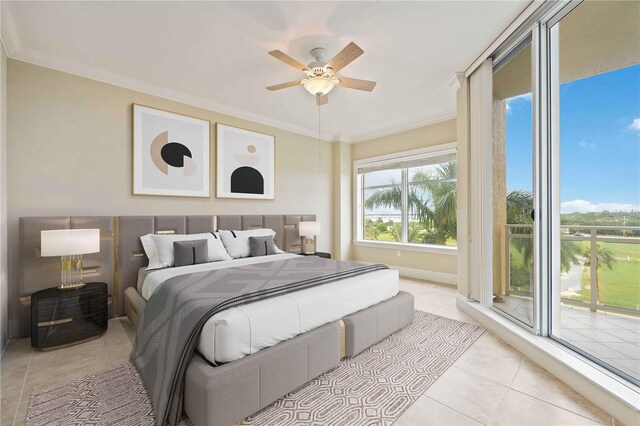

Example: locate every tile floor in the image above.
[494,294,640,381]
[1,278,619,425]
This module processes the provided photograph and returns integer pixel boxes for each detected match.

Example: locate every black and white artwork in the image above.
[216,124,275,200]
[133,104,210,197]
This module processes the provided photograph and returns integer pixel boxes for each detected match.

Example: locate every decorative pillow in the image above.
[249,236,277,257]
[140,232,231,270]
[219,228,279,259]
[174,239,209,267]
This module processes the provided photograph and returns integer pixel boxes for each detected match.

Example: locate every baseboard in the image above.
[456,295,640,424]
[354,260,457,286]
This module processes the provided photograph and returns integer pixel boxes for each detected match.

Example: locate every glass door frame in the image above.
[488,0,583,337]
[490,28,541,334]
[543,0,640,387]
[481,0,638,387]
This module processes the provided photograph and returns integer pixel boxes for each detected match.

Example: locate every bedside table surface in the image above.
[32,282,107,299]
[302,252,331,259]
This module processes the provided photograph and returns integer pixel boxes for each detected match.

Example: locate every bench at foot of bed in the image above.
[184,291,415,426]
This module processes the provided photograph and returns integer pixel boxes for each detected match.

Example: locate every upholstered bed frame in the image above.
[19,215,415,426]
[18,214,316,325]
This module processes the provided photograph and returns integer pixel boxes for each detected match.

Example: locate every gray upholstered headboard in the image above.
[18,214,315,332]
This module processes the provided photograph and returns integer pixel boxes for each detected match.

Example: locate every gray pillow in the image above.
[173,239,209,267]
[249,236,277,257]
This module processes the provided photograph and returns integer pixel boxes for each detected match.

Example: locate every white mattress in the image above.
[140,254,399,364]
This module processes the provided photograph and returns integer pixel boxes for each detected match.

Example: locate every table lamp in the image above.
[41,229,100,290]
[299,221,321,255]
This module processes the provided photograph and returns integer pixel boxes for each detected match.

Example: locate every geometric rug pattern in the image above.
[26,311,484,426]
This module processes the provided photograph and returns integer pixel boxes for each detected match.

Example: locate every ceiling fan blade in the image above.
[316,94,328,106]
[336,76,377,91]
[326,42,364,73]
[266,80,302,91]
[268,50,308,72]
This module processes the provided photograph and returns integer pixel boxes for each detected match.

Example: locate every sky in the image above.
[506,64,640,214]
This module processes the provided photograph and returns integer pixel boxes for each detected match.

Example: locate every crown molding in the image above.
[447,72,465,92]
[10,46,339,142]
[0,2,20,56]
[348,109,457,143]
[9,46,459,145]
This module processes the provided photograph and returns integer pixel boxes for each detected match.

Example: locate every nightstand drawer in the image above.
[31,282,108,350]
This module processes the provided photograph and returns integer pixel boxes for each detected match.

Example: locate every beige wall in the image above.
[350,119,458,283]
[0,45,7,351]
[6,60,334,338]
[332,142,352,261]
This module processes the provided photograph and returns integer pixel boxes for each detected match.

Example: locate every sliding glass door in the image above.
[492,36,536,329]
[548,0,640,385]
[483,0,640,385]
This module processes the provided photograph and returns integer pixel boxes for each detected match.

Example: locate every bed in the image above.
[18,214,415,426]
[136,253,400,365]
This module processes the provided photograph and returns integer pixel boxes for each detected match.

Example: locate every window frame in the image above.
[353,143,458,256]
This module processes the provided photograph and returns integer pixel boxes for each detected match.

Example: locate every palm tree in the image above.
[506,190,534,225]
[414,162,457,244]
[386,222,425,242]
[583,244,615,302]
[506,190,582,273]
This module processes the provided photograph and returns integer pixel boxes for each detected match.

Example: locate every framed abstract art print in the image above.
[132,104,210,197]
[216,124,275,200]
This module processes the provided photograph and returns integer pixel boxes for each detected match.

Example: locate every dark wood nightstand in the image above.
[302,252,331,259]
[31,282,108,350]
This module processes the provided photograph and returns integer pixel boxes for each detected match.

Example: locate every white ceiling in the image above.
[2,1,528,142]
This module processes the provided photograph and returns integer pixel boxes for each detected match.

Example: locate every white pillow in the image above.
[140,234,160,269]
[219,229,284,258]
[140,232,232,270]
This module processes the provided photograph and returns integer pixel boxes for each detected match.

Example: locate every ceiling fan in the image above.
[266,42,376,106]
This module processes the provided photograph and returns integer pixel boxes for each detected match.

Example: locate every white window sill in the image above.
[353,240,457,255]
[456,295,640,423]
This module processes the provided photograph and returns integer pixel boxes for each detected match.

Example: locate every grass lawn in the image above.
[572,242,640,310]
[509,241,532,292]
[509,240,639,311]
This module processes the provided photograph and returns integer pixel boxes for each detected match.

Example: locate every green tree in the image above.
[507,190,581,273]
[364,162,457,245]
[583,244,616,301]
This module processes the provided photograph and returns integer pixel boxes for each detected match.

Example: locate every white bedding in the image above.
[140,254,399,364]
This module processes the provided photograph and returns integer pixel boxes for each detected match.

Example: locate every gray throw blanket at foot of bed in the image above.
[130,256,388,426]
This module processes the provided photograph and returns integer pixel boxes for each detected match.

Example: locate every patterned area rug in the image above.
[26,311,484,426]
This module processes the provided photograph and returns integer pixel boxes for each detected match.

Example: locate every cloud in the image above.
[561,199,640,214]
[506,92,532,115]
[629,118,640,131]
[509,93,532,102]
[578,140,596,150]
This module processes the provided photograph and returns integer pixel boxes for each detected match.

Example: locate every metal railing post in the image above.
[590,228,598,312]
[505,224,511,295]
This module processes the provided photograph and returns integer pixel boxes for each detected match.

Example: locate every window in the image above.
[355,145,457,251]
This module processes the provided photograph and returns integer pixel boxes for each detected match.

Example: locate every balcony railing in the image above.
[505,224,640,317]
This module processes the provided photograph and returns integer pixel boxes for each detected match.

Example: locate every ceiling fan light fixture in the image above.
[303,77,335,97]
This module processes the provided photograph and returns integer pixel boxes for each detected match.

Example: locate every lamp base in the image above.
[59,255,85,291]
[302,237,316,255]
[57,282,86,291]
